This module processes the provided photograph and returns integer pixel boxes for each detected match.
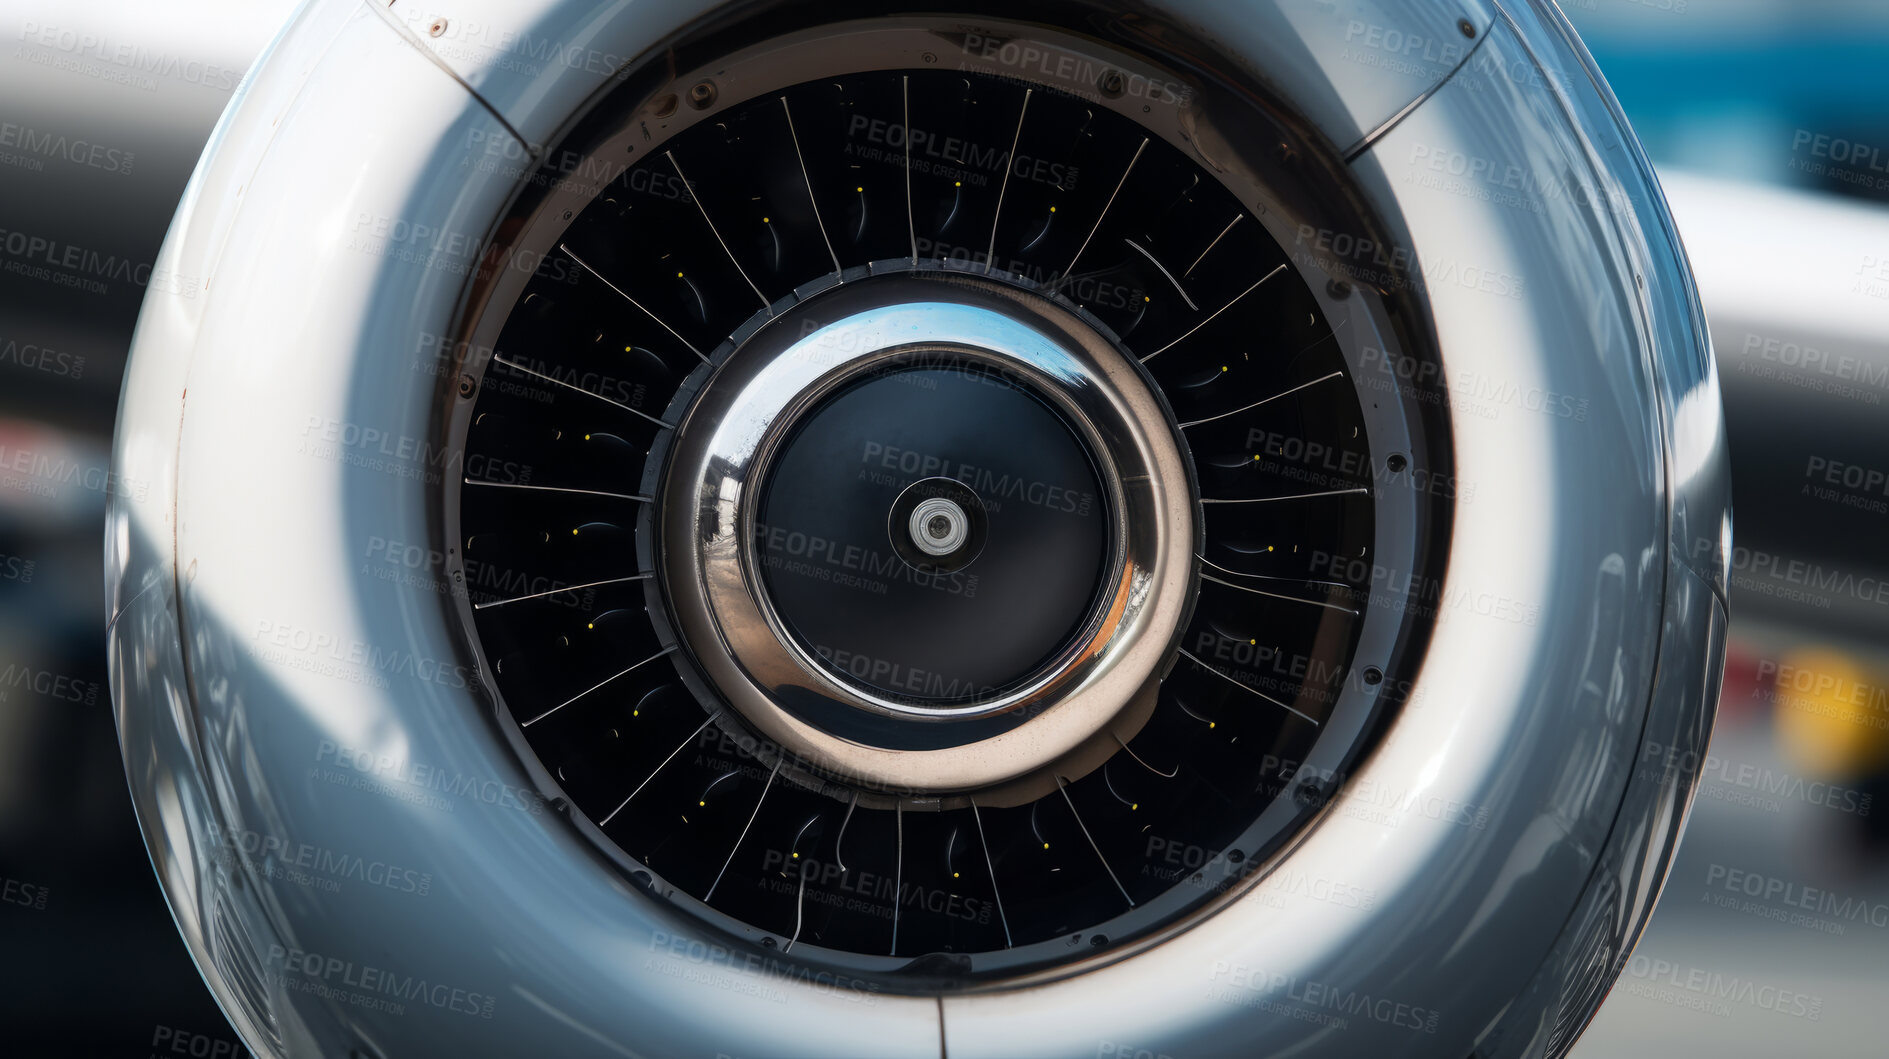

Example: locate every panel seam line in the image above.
[1342,22,1494,163]
[364,0,538,156]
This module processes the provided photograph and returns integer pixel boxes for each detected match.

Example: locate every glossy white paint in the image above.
[109,2,1725,1056]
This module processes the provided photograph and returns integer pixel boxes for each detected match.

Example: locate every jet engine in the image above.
[107,0,1730,1055]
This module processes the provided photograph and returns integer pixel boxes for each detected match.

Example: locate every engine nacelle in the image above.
[107,1,1729,1056]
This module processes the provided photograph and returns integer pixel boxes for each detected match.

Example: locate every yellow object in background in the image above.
[1773,647,1889,779]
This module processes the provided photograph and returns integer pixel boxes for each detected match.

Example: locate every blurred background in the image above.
[0,0,1884,1054]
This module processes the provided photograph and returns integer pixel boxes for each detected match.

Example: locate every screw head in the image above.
[687,80,718,110]
[428,17,447,37]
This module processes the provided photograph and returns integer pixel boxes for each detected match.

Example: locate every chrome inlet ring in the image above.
[659,271,1196,797]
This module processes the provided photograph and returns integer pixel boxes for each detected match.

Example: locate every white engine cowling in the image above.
[107,1,1729,1056]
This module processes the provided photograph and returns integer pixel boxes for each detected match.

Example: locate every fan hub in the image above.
[659,271,1195,799]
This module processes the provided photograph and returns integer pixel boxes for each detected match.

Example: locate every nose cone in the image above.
[756,360,1108,705]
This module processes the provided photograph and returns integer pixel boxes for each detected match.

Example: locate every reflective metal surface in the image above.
[661,274,1195,796]
[104,0,1725,1055]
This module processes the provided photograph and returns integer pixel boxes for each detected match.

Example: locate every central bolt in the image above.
[908,497,969,556]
